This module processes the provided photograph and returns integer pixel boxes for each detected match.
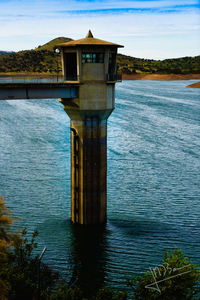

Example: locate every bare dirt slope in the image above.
[187,82,200,88]
[122,74,200,81]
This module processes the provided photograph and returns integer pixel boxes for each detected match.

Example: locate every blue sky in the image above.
[0,0,199,59]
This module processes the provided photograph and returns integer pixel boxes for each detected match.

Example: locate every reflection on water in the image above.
[34,217,108,296]
[70,225,107,297]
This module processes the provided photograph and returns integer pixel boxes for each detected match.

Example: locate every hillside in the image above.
[35,37,72,51]
[117,54,200,75]
[0,37,72,73]
[0,37,199,74]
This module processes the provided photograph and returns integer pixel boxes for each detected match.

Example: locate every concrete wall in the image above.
[82,63,105,81]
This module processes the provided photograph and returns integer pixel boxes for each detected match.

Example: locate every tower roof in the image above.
[56,30,124,48]
[86,30,93,38]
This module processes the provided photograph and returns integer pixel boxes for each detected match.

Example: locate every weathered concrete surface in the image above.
[61,97,112,225]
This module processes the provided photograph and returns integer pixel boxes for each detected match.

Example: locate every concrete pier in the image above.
[70,117,108,225]
[61,98,112,224]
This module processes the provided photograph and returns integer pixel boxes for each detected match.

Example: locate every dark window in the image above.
[82,53,104,63]
[108,52,116,74]
[65,52,77,80]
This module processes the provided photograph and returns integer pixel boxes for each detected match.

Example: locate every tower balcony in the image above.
[65,75,81,82]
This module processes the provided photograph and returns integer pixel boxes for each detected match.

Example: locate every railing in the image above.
[65,75,80,82]
[0,75,64,83]
[0,73,122,83]
[106,73,122,82]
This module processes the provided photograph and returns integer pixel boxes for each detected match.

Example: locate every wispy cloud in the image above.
[1,0,199,16]
[57,5,199,16]
[0,0,199,59]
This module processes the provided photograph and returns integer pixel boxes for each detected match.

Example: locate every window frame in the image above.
[82,53,104,64]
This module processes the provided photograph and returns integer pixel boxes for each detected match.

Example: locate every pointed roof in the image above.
[56,30,124,48]
[86,30,93,38]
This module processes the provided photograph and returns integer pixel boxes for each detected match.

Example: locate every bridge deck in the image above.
[0,81,79,100]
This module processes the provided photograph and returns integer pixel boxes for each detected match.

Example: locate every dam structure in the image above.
[0,31,123,225]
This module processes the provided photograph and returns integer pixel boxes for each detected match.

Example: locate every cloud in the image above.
[0,0,199,58]
[56,5,199,16]
[0,0,199,16]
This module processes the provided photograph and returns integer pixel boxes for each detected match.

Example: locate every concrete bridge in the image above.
[0,31,123,226]
[0,82,78,100]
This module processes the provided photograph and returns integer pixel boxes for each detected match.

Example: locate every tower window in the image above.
[82,53,104,63]
[108,52,116,74]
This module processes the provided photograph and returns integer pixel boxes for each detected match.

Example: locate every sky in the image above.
[0,0,199,59]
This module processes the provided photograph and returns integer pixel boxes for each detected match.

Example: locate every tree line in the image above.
[117,54,200,75]
[0,50,59,74]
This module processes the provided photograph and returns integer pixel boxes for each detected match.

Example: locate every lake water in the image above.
[0,80,200,295]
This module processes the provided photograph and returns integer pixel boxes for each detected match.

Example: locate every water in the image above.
[0,80,200,295]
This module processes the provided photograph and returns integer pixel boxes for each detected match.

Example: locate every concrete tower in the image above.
[57,31,123,225]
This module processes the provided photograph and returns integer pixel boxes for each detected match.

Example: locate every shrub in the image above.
[128,249,200,300]
[0,197,59,300]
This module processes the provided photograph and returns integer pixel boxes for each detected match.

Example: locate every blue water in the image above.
[0,80,200,293]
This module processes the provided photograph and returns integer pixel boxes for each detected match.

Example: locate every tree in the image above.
[0,196,16,300]
[0,197,59,300]
[95,287,127,300]
[51,286,84,300]
[128,249,200,300]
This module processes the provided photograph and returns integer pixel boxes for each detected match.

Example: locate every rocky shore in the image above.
[122,74,200,81]
[187,82,200,88]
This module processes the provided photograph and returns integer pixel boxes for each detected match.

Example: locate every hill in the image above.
[0,37,72,73]
[0,37,199,75]
[117,54,200,75]
[35,37,72,51]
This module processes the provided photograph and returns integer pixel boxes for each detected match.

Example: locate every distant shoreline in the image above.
[187,82,200,88]
[1,73,200,82]
[122,73,200,81]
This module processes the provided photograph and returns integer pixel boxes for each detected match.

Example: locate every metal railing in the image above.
[0,75,64,83]
[106,73,122,82]
[0,73,122,83]
[65,75,80,82]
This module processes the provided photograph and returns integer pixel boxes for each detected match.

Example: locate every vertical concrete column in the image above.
[70,116,108,225]
[59,97,112,225]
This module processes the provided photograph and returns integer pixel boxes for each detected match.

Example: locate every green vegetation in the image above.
[0,197,199,300]
[127,249,200,299]
[0,50,59,73]
[117,54,200,75]
[35,37,72,52]
[0,37,71,74]
[0,37,199,74]
[0,197,59,300]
